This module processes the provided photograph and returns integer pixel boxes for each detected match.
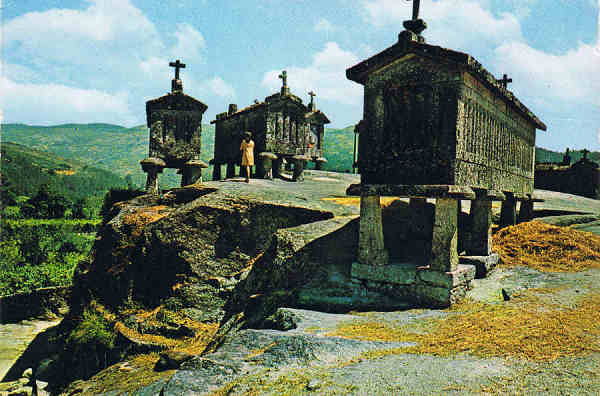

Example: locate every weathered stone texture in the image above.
[430,198,458,272]
[358,195,388,266]
[211,83,330,180]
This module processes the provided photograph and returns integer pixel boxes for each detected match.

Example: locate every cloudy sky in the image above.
[1,0,599,151]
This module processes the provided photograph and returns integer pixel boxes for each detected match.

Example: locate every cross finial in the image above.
[402,0,427,37]
[278,70,288,88]
[308,91,316,104]
[583,148,590,160]
[169,59,186,80]
[410,0,421,20]
[497,74,513,88]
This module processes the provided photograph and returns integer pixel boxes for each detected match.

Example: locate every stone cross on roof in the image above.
[497,74,513,88]
[278,70,288,88]
[309,91,316,105]
[402,0,427,36]
[410,0,421,20]
[169,59,186,80]
[583,148,590,160]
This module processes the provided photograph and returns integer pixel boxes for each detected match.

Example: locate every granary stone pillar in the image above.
[314,157,327,171]
[518,200,534,223]
[226,162,236,179]
[140,157,166,195]
[468,198,493,256]
[430,198,459,272]
[292,155,310,182]
[258,152,277,180]
[212,162,222,181]
[500,193,517,228]
[181,159,208,186]
[273,158,283,179]
[358,193,389,266]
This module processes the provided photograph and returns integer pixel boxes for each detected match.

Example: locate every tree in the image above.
[22,184,71,218]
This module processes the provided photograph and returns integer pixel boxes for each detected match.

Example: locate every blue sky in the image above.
[1,0,599,152]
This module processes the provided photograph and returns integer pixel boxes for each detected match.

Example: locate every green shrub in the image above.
[67,308,116,350]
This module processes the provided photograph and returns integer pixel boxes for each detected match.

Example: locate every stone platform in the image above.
[351,262,477,308]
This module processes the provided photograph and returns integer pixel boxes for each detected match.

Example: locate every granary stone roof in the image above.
[211,91,310,123]
[305,110,331,124]
[146,92,208,127]
[346,37,547,131]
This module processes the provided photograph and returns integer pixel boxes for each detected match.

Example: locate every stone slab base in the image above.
[459,253,499,278]
[351,262,476,308]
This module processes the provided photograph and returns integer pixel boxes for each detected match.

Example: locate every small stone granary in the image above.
[345,1,547,306]
[535,149,600,199]
[210,71,330,182]
[141,60,208,194]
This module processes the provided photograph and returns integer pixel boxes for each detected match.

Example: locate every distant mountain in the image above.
[535,147,598,164]
[5,123,594,185]
[1,141,126,201]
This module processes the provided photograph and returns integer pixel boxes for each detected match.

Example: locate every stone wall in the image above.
[0,287,70,323]
[535,162,600,199]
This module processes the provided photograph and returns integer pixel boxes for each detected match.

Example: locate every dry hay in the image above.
[122,205,170,237]
[329,290,600,362]
[492,221,600,272]
[322,196,403,208]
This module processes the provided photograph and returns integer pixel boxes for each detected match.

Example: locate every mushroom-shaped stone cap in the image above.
[140,157,166,173]
[140,157,166,167]
[291,154,311,161]
[315,157,327,163]
[258,152,278,160]
[184,159,209,168]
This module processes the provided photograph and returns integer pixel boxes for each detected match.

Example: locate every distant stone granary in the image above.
[141,60,208,194]
[345,1,547,306]
[535,149,600,199]
[210,71,330,182]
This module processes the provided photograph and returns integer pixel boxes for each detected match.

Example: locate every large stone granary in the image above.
[141,60,208,193]
[211,71,330,182]
[346,1,547,307]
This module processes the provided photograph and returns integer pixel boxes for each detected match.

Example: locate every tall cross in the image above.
[498,74,513,88]
[278,70,288,88]
[410,0,421,20]
[169,59,186,80]
[308,91,316,106]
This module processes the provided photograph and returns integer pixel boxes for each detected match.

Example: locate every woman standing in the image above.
[240,132,254,183]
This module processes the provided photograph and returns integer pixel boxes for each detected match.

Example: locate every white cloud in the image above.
[262,42,362,106]
[493,42,600,107]
[0,77,137,126]
[361,0,523,49]
[4,0,163,66]
[205,77,236,99]
[170,23,206,62]
[315,18,335,32]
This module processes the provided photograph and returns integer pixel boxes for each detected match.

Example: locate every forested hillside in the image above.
[3,123,598,184]
[1,142,126,203]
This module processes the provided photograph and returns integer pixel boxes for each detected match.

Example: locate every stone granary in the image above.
[345,0,547,306]
[140,60,208,194]
[535,149,600,199]
[210,71,330,182]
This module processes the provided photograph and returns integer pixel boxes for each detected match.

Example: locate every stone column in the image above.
[181,160,208,186]
[140,158,166,195]
[258,152,277,180]
[226,162,236,179]
[212,163,222,181]
[500,194,517,228]
[314,157,327,171]
[430,198,458,272]
[292,155,309,182]
[518,200,534,223]
[273,158,283,179]
[358,194,389,266]
[468,198,493,256]
[145,169,159,194]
